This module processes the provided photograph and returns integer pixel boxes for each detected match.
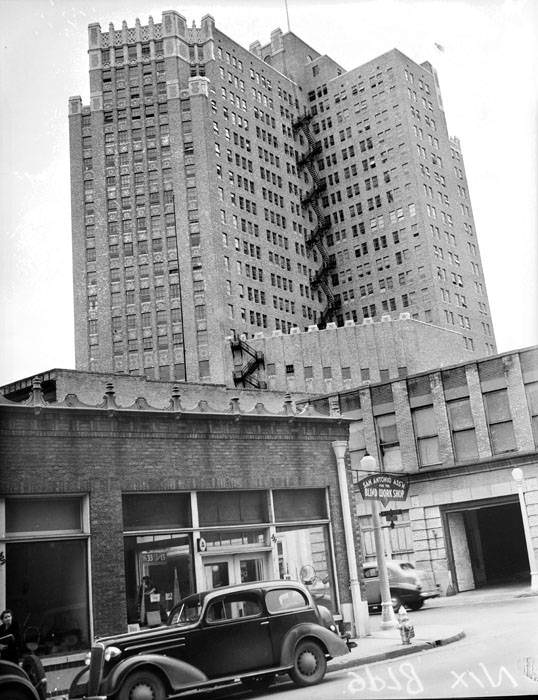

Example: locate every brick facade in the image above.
[69,11,496,388]
[304,346,538,595]
[0,378,363,641]
[229,314,472,393]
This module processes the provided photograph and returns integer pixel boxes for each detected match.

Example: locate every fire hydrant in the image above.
[397,606,415,645]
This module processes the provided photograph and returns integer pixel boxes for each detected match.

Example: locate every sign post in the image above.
[357,465,410,629]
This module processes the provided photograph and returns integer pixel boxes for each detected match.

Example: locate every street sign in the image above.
[357,473,409,507]
[379,509,404,528]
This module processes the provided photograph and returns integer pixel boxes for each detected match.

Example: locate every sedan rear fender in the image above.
[104,654,208,695]
[279,623,350,666]
[0,677,40,700]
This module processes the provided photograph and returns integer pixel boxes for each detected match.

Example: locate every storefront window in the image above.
[202,529,266,549]
[124,534,195,625]
[123,493,191,531]
[273,489,326,522]
[198,491,267,526]
[7,540,90,656]
[4,497,90,657]
[276,525,336,613]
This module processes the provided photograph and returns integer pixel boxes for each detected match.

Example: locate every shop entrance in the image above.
[444,497,529,591]
[203,553,269,590]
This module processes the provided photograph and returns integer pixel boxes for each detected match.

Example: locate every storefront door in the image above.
[203,554,267,590]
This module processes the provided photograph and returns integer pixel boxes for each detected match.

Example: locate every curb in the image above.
[327,630,465,674]
[47,631,466,696]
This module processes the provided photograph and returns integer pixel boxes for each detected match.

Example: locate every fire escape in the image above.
[230,336,267,389]
[293,111,339,326]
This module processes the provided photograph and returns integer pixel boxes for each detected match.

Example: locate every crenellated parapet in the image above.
[87,12,215,71]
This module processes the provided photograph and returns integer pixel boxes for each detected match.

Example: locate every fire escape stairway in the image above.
[294,112,338,325]
[230,337,266,389]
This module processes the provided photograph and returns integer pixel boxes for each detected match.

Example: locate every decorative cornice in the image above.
[0,379,348,423]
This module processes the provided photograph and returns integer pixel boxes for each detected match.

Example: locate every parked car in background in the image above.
[0,657,47,700]
[69,581,351,699]
[364,560,440,611]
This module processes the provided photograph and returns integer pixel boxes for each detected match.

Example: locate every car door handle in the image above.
[260,621,270,626]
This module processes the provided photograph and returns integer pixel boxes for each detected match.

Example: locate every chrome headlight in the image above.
[104,646,122,662]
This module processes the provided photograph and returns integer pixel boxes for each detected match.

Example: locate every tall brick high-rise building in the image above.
[69,11,495,385]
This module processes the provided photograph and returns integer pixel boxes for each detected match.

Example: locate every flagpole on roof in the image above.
[284,0,291,32]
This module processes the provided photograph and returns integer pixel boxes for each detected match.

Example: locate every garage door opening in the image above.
[476,503,529,585]
[446,499,530,591]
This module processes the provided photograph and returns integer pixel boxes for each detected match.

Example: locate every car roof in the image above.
[178,580,309,605]
[363,560,411,568]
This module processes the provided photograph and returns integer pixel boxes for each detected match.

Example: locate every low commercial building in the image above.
[301,346,538,595]
[229,314,473,393]
[0,376,361,659]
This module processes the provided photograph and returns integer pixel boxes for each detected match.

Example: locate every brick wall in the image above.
[0,401,355,637]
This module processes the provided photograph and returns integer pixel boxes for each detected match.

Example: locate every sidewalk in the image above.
[328,620,465,674]
[427,581,538,607]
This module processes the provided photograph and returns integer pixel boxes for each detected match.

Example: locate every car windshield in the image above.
[398,562,415,570]
[168,597,203,625]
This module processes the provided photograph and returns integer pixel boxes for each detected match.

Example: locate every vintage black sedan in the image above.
[0,658,47,700]
[69,580,351,699]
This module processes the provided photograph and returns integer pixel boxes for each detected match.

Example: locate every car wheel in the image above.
[241,673,276,691]
[118,670,166,700]
[408,600,424,611]
[2,686,35,700]
[289,640,327,687]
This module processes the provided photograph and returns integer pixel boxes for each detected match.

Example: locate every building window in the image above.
[412,405,440,466]
[521,349,538,447]
[524,381,538,446]
[322,366,332,379]
[273,488,336,612]
[359,510,413,563]
[349,419,366,480]
[3,496,90,656]
[123,494,194,626]
[199,360,210,377]
[375,413,402,470]
[483,389,517,454]
[285,364,294,375]
[446,398,478,462]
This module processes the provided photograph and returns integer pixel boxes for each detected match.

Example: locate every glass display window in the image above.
[124,534,195,626]
[276,525,336,613]
[2,496,90,657]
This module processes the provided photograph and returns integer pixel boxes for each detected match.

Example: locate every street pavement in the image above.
[44,582,536,698]
[249,588,538,699]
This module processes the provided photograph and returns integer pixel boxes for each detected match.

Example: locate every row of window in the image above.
[334,353,538,468]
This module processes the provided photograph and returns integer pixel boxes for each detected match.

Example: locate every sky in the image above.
[0,0,537,386]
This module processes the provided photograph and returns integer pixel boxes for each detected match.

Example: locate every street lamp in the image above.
[360,453,398,629]
[511,467,538,592]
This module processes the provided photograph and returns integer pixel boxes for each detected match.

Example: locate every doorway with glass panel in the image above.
[203,553,268,590]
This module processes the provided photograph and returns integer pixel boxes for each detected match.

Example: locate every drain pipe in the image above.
[332,441,370,637]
